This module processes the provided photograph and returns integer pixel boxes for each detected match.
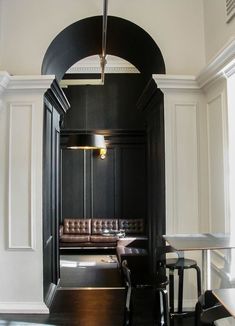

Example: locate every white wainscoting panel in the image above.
[206,88,228,232]
[173,103,199,232]
[8,103,35,250]
[165,98,200,234]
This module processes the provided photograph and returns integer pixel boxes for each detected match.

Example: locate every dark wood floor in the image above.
[0,288,195,325]
[0,253,195,325]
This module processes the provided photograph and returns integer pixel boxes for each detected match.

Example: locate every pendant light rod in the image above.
[100,0,108,83]
[102,0,108,59]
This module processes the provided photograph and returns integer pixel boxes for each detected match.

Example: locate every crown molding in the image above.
[0,73,55,94]
[153,74,200,92]
[154,38,235,93]
[7,75,55,92]
[196,37,235,88]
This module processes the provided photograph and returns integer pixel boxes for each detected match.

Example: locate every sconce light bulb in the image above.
[100,148,107,159]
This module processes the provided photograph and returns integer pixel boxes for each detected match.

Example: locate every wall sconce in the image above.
[100,148,107,159]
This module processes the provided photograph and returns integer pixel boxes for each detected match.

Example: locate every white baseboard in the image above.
[0,302,49,314]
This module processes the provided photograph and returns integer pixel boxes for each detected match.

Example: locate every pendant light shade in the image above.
[67,133,106,150]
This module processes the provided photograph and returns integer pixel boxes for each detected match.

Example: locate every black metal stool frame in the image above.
[166,254,202,317]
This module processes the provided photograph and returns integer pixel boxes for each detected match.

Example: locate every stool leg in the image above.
[178,268,184,313]
[194,265,202,298]
[159,288,170,326]
[169,269,174,314]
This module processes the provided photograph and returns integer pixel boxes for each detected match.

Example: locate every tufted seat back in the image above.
[91,219,118,234]
[63,218,91,234]
[119,219,144,234]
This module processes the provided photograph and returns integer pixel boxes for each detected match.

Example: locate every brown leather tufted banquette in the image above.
[118,219,144,234]
[59,218,146,248]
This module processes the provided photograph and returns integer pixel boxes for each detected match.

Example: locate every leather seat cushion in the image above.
[60,234,90,243]
[90,235,117,243]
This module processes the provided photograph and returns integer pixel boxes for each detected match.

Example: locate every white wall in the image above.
[203,0,235,63]
[0,0,3,69]
[0,0,205,75]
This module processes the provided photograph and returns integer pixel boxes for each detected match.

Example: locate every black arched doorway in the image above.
[42,15,166,298]
[41,15,165,80]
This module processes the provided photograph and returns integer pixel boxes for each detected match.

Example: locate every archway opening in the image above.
[42,14,166,296]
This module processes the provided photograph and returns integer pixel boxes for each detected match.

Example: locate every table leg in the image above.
[202,249,211,290]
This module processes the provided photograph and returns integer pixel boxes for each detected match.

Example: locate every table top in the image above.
[163,233,235,251]
[213,288,235,318]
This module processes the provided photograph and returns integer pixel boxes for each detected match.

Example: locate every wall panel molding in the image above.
[206,86,229,233]
[171,101,199,233]
[7,102,36,250]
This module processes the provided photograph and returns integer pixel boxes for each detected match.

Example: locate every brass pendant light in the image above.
[67,133,106,150]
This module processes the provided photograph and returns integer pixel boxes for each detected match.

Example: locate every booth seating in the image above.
[59,218,146,249]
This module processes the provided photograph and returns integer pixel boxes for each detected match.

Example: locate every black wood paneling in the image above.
[62,74,148,131]
[43,103,61,300]
[52,111,60,284]
[61,134,147,221]
[43,80,69,304]
[62,149,85,218]
[144,91,165,278]
[43,103,53,243]
[121,146,146,218]
[43,101,53,299]
[92,147,116,218]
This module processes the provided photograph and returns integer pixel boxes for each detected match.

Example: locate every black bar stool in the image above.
[166,256,202,316]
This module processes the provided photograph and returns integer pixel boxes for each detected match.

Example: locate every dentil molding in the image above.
[67,54,139,74]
